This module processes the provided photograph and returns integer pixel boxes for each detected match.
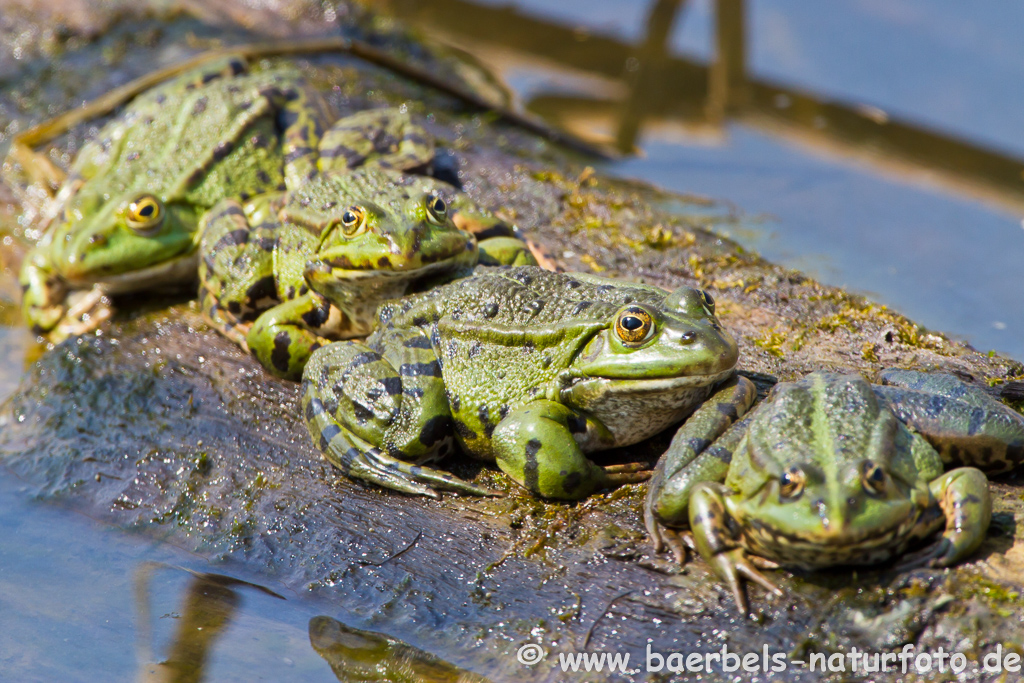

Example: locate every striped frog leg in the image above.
[893,461,992,571]
[278,82,333,189]
[644,375,757,561]
[874,369,1024,474]
[688,481,784,614]
[301,329,494,497]
[317,107,434,174]
[489,400,650,500]
[197,196,282,349]
[247,293,335,381]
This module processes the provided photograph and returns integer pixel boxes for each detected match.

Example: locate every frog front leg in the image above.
[302,334,494,497]
[689,482,783,614]
[20,249,69,334]
[247,293,335,380]
[644,375,757,560]
[490,400,649,500]
[895,466,992,571]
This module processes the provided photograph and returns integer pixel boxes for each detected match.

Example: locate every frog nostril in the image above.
[679,330,697,344]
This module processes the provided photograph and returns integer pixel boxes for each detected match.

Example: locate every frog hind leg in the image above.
[317,108,434,174]
[489,400,647,500]
[689,482,783,614]
[301,338,494,497]
[875,370,1024,474]
[278,82,333,189]
[895,466,992,571]
[644,375,757,557]
[198,199,280,350]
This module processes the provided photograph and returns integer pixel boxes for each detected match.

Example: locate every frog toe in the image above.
[713,548,783,614]
[602,462,653,486]
[52,287,112,339]
[893,538,955,572]
[663,528,694,565]
[328,440,496,498]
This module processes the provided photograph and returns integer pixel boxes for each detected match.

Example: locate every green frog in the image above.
[17,54,435,340]
[198,166,535,380]
[300,266,739,499]
[644,370,1023,612]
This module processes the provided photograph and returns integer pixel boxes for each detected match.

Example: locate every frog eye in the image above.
[614,306,654,345]
[779,466,805,499]
[700,290,715,315]
[339,206,367,236]
[425,194,447,224]
[862,461,887,495]
[125,194,164,234]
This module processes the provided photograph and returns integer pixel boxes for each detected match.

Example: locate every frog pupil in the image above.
[621,316,643,331]
[703,291,714,306]
[430,196,446,214]
[139,204,154,217]
[343,211,357,225]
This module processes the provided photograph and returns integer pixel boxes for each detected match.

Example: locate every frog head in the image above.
[560,286,739,446]
[722,374,932,569]
[292,170,478,302]
[47,190,201,293]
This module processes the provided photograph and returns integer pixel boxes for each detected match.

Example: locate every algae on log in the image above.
[2,6,1024,683]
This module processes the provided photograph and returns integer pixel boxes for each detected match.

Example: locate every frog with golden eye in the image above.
[17,53,446,340]
[299,266,739,498]
[198,166,536,380]
[644,370,1024,613]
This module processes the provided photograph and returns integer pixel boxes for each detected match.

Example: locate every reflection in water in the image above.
[309,616,489,683]
[134,563,284,683]
[130,564,482,683]
[386,0,1024,215]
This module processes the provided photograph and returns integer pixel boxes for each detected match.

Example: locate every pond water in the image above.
[436,0,1024,360]
[1,1,1022,680]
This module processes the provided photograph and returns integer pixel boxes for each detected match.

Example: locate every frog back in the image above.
[727,373,943,498]
[374,267,673,454]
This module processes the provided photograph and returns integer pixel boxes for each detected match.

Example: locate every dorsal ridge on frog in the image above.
[643,370,1020,613]
[300,267,738,499]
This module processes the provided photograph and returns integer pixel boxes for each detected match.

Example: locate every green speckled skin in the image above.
[301,266,739,499]
[20,56,338,337]
[199,102,535,380]
[644,370,1021,612]
[199,166,514,380]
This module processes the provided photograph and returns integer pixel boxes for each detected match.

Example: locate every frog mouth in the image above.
[560,367,735,397]
[65,251,199,294]
[742,512,923,568]
[306,257,463,280]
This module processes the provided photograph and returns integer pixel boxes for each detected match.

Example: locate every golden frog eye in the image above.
[125,194,164,233]
[426,194,447,224]
[779,466,805,499]
[614,306,654,345]
[340,206,367,236]
[862,461,887,495]
[700,289,715,315]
